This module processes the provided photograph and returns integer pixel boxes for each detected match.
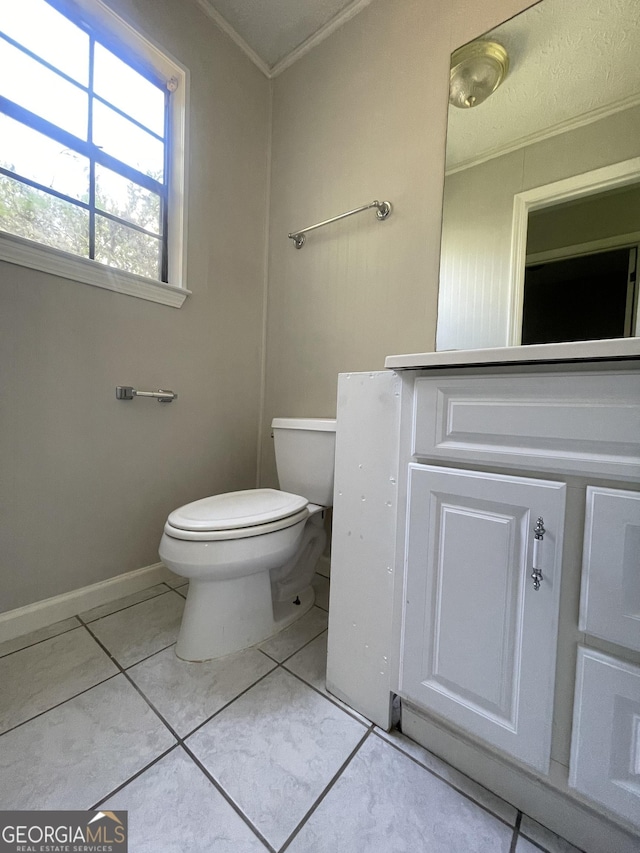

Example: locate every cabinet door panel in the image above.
[570,647,640,830]
[580,487,640,650]
[400,465,566,773]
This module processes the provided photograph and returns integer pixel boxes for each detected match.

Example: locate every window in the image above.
[0,0,188,306]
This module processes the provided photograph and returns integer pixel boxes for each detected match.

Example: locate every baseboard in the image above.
[0,562,176,643]
[401,702,639,853]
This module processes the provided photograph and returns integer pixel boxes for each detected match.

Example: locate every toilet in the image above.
[159,417,336,661]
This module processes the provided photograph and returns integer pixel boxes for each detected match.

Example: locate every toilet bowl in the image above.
[159,418,336,661]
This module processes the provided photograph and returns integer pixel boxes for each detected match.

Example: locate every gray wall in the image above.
[259,0,536,487]
[0,0,270,612]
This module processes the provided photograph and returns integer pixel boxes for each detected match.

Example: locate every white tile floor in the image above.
[0,578,584,853]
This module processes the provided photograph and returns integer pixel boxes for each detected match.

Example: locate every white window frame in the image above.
[0,0,190,308]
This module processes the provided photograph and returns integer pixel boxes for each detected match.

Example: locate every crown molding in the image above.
[194,0,272,77]
[194,0,374,79]
[446,92,640,176]
[269,0,375,77]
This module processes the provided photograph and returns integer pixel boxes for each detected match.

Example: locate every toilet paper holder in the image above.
[116,386,177,403]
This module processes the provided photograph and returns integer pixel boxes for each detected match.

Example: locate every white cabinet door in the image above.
[580,487,640,651]
[400,464,566,773]
[570,647,640,830]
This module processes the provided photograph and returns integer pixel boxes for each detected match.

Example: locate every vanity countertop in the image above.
[384,337,640,370]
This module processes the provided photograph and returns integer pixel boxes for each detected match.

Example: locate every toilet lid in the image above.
[167,488,308,532]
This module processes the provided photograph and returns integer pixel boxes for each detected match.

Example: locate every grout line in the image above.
[370,729,518,830]
[269,628,324,664]
[257,648,280,664]
[257,647,279,663]
[81,614,279,745]
[75,612,182,673]
[0,617,84,660]
[180,666,277,741]
[278,726,374,852]
[80,587,172,624]
[81,621,183,742]
[179,741,277,853]
[90,743,181,809]
[79,622,284,844]
[84,629,366,851]
[277,628,329,666]
[254,611,328,667]
[0,671,121,739]
[509,811,523,853]
[281,661,369,727]
[1,610,186,739]
[162,579,186,588]
[122,641,179,670]
[120,668,183,740]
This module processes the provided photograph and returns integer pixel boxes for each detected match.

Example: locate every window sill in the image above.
[0,232,191,308]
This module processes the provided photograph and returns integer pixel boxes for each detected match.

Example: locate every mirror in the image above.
[435,0,640,351]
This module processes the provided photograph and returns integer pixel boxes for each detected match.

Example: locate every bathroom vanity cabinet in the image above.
[326,339,640,853]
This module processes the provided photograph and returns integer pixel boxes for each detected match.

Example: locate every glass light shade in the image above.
[449,41,509,109]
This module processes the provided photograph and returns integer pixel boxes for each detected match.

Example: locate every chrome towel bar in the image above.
[116,386,177,403]
[288,199,392,248]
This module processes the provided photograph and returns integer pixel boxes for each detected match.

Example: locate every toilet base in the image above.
[175,575,315,662]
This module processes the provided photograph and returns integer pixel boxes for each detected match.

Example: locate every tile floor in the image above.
[0,575,584,853]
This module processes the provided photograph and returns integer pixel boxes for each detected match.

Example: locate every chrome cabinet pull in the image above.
[531,516,545,591]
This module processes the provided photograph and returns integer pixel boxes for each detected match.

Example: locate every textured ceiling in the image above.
[447,0,640,170]
[196,0,365,73]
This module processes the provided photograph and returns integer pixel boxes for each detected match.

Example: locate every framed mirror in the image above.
[435,0,640,351]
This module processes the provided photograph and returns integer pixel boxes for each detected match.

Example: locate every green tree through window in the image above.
[0,0,169,281]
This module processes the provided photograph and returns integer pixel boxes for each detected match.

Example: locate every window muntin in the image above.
[0,174,90,256]
[0,39,89,137]
[95,214,161,279]
[92,100,165,179]
[0,0,170,283]
[0,114,90,200]
[93,42,165,136]
[94,164,160,232]
[1,0,89,84]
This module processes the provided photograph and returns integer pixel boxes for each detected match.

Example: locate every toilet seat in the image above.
[164,488,309,542]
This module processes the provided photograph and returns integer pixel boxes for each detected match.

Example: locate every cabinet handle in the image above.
[531,516,545,591]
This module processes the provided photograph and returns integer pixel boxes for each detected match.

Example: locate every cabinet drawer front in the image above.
[570,648,640,830]
[412,371,640,480]
[580,487,640,651]
[400,464,566,773]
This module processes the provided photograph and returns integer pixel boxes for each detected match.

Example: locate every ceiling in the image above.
[447,0,640,171]
[194,0,372,76]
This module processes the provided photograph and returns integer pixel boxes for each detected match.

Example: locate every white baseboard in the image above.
[401,702,639,853]
[0,562,176,644]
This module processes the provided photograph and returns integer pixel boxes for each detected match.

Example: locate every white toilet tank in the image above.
[272,418,336,507]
